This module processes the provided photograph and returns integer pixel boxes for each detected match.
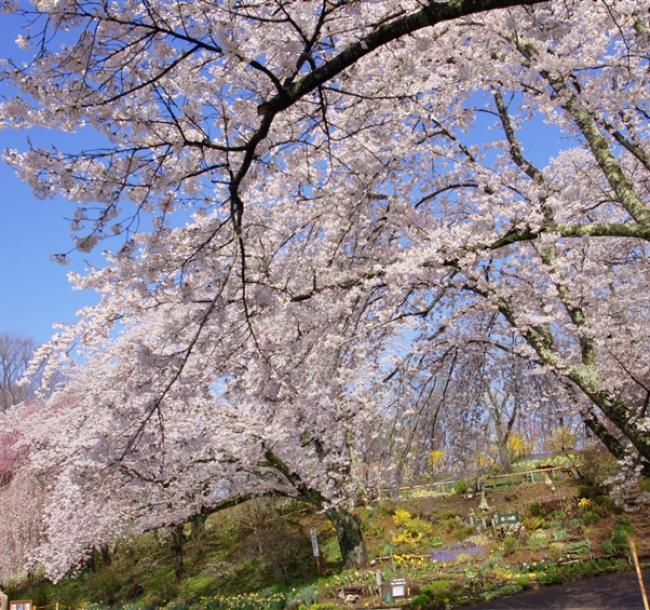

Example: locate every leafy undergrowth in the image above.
[7,466,642,610]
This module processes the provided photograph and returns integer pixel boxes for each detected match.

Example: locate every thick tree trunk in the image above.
[484,389,517,474]
[190,511,208,541]
[582,411,650,477]
[496,440,513,474]
[495,297,650,467]
[568,370,650,466]
[583,410,627,461]
[325,507,367,568]
[261,449,368,566]
[100,543,112,566]
[171,525,185,580]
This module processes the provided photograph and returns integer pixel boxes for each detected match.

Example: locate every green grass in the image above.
[6,475,638,610]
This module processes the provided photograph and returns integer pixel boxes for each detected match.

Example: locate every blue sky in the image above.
[0,13,100,344]
[0,11,573,347]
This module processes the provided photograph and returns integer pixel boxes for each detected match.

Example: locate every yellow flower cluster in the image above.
[476,453,494,469]
[196,591,286,610]
[493,567,517,581]
[393,508,412,527]
[392,530,423,545]
[392,553,428,568]
[506,434,533,459]
[429,449,445,468]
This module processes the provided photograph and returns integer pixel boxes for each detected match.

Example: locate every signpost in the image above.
[494,512,520,527]
[390,577,407,598]
[310,528,322,575]
[9,602,32,610]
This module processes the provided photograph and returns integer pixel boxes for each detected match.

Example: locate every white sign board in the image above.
[310,528,320,557]
[391,578,407,598]
[392,583,406,597]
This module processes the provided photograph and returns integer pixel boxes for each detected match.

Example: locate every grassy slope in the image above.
[7,472,640,610]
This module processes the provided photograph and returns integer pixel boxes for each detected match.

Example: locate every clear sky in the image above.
[0,12,100,344]
[0,10,573,348]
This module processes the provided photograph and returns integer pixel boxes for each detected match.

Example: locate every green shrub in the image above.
[306,604,338,610]
[179,574,221,599]
[379,542,397,555]
[528,502,545,517]
[451,524,476,540]
[534,557,628,586]
[574,448,618,490]
[594,495,615,515]
[577,484,598,500]
[287,585,318,608]
[142,595,164,610]
[480,583,523,603]
[201,591,286,610]
[528,536,547,552]
[567,540,591,555]
[580,509,601,525]
[86,571,123,604]
[522,515,545,531]
[527,529,549,550]
[453,479,469,495]
[548,542,566,561]
[502,535,518,557]
[552,528,568,541]
[515,574,530,588]
[320,537,342,562]
[494,583,524,597]
[421,579,452,597]
[602,524,629,555]
[164,598,190,610]
[409,593,432,609]
[21,582,51,607]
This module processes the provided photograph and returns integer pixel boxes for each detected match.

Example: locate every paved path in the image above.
[462,569,650,609]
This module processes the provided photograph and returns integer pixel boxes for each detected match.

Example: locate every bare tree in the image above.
[482,388,519,474]
[0,333,35,412]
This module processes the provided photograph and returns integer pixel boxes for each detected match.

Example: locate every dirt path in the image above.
[461,569,650,609]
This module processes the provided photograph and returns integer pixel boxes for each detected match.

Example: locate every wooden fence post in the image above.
[629,535,650,610]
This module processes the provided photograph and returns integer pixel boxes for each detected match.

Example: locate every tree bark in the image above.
[171,525,185,580]
[190,511,208,541]
[100,543,112,566]
[494,296,650,467]
[496,440,513,474]
[325,507,367,568]
[582,411,650,477]
[583,410,627,461]
[484,389,515,474]
[261,449,368,566]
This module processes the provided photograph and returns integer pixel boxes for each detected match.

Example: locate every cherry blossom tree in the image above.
[0,405,46,582]
[1,0,649,576]
[13,358,385,577]
[382,331,580,480]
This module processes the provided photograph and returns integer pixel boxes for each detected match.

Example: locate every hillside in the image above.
[7,464,649,610]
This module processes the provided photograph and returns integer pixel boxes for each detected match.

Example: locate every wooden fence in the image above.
[375,465,575,500]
